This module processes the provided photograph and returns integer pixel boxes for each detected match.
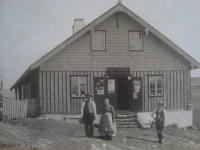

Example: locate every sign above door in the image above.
[107,67,130,76]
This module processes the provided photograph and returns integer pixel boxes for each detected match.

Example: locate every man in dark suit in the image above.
[81,93,96,137]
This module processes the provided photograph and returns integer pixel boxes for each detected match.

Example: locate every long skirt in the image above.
[98,112,117,136]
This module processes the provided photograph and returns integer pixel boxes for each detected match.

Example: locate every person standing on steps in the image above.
[81,93,96,137]
[151,100,166,144]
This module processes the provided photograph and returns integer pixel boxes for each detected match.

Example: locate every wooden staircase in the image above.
[115,111,141,128]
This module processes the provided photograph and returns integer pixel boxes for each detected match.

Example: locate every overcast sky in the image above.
[0,0,200,89]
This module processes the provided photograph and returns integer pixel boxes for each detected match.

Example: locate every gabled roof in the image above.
[10,2,200,90]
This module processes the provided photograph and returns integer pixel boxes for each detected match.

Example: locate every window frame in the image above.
[128,31,143,51]
[148,75,164,97]
[91,30,106,51]
[70,75,88,98]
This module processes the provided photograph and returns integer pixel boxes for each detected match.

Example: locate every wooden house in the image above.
[10,2,200,116]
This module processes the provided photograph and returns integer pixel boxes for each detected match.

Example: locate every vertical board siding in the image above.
[39,71,43,111]
[180,71,183,109]
[39,70,190,114]
[43,71,47,112]
[184,70,187,109]
[187,71,191,106]
[59,71,63,113]
[70,71,74,114]
[66,71,70,113]
[46,72,50,113]
[170,71,174,109]
[163,71,167,109]
[144,71,148,111]
[166,71,170,110]
[177,71,180,109]
[174,71,177,109]
[55,72,59,113]
[63,71,67,114]
[50,71,54,113]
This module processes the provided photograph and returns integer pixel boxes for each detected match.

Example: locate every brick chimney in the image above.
[72,18,85,34]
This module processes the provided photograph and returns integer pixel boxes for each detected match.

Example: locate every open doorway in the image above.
[118,77,129,110]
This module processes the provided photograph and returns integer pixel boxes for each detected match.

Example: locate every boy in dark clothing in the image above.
[151,100,166,144]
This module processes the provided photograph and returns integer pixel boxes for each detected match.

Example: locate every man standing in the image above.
[81,93,96,137]
[151,100,166,144]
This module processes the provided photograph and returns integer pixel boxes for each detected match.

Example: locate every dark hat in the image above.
[85,93,93,97]
[157,100,163,105]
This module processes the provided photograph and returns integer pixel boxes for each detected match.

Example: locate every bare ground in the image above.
[0,118,200,150]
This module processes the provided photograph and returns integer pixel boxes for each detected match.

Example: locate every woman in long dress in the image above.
[98,98,116,140]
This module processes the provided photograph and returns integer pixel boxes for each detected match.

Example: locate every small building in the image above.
[10,2,200,118]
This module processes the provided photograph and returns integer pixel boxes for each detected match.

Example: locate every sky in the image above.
[0,0,200,89]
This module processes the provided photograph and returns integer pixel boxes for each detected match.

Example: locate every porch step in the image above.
[115,111,141,128]
[117,125,139,128]
[115,118,137,122]
[115,115,136,119]
[115,110,133,115]
[116,122,138,125]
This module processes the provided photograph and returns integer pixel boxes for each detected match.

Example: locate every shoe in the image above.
[158,140,164,144]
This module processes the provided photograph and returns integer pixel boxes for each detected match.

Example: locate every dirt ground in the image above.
[0,118,200,150]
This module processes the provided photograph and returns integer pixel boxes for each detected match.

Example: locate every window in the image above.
[149,76,163,96]
[71,76,87,97]
[91,31,106,50]
[129,32,143,50]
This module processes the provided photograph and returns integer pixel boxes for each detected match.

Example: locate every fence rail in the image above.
[3,99,28,119]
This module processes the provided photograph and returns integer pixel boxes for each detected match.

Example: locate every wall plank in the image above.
[43,72,47,113]
[67,71,70,114]
[180,71,183,109]
[46,71,51,113]
[166,71,170,110]
[170,71,174,109]
[163,71,167,109]
[63,71,67,114]
[184,71,187,109]
[177,71,180,109]
[59,71,63,113]
[39,71,43,111]
[144,72,148,111]
[70,71,74,114]
[173,71,177,109]
[91,71,94,97]
[141,71,145,111]
[55,71,59,113]
[187,70,191,105]
[50,71,55,113]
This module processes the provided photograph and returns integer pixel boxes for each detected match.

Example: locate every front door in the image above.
[117,78,129,110]
[107,77,130,110]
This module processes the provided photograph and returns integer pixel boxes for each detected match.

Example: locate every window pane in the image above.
[150,90,155,95]
[80,77,87,96]
[129,32,143,50]
[92,31,105,50]
[92,32,98,50]
[71,76,87,97]
[71,77,78,96]
[149,76,163,96]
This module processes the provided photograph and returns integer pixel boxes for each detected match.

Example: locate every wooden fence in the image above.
[3,99,28,119]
